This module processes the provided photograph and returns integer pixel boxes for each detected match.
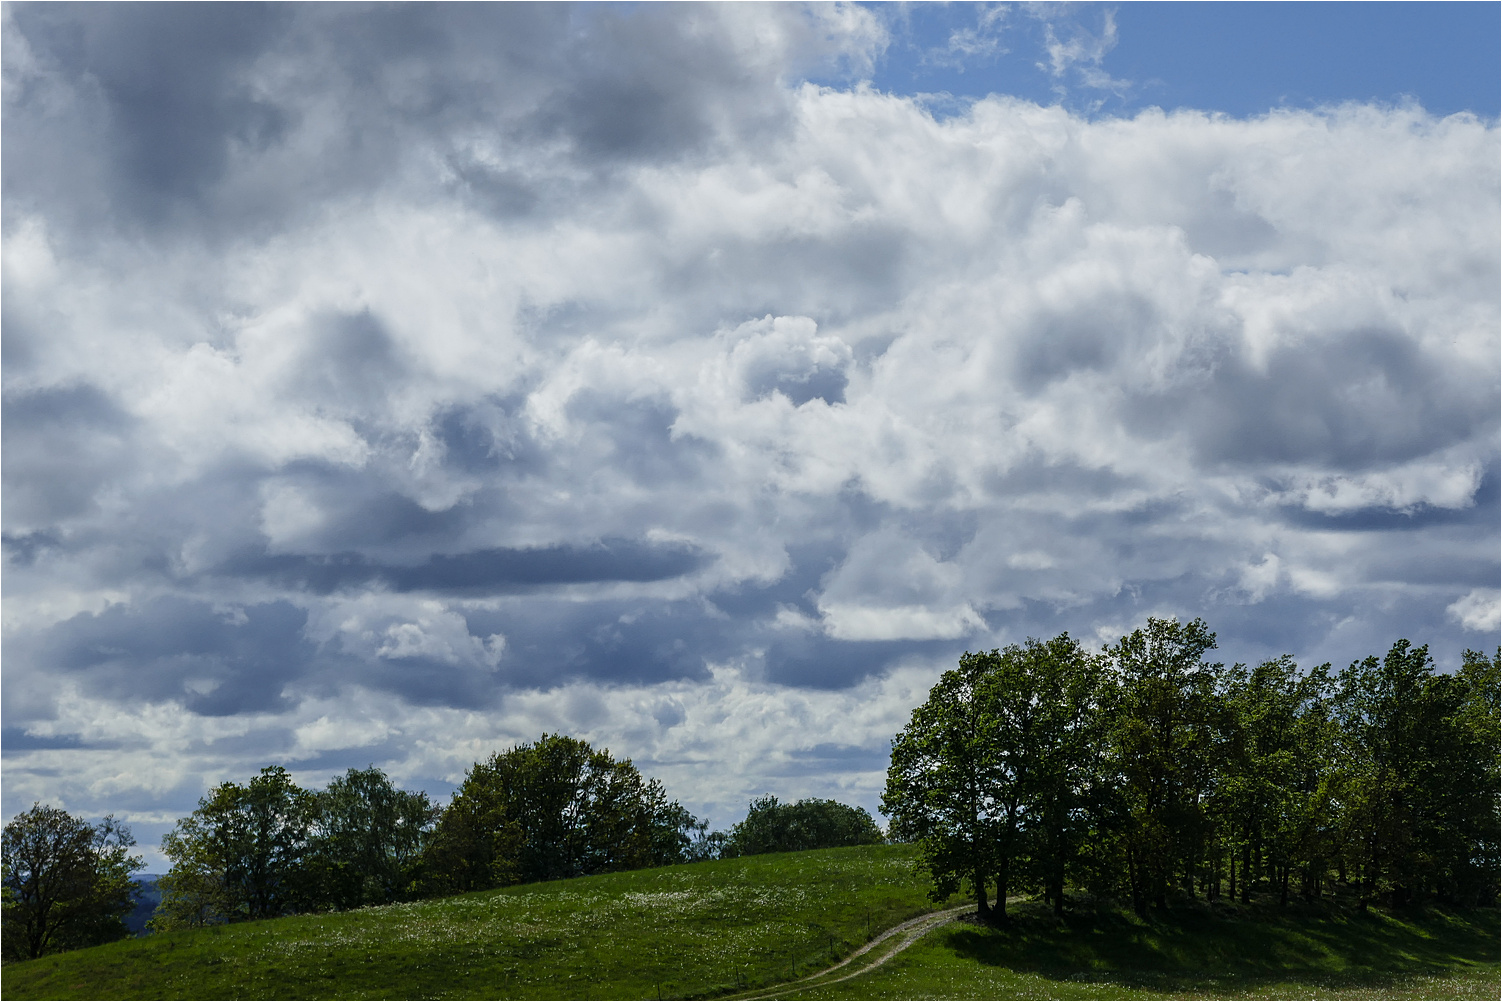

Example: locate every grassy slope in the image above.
[2,844,958,1001]
[785,897,1501,1001]
[4,849,1496,1002]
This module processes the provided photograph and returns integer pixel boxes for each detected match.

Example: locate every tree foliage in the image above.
[419,733,699,894]
[886,620,1499,921]
[154,766,317,929]
[720,796,883,858]
[2,805,142,961]
[883,634,1100,920]
[1102,618,1221,913]
[310,767,440,911]
[884,651,1001,919]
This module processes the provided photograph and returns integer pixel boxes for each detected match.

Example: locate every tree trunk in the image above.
[1228,849,1237,901]
[995,858,1009,923]
[1128,849,1146,917]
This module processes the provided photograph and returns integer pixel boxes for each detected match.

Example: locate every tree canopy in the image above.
[2,805,143,961]
[154,765,318,929]
[419,733,699,894]
[719,796,884,858]
[886,620,1499,921]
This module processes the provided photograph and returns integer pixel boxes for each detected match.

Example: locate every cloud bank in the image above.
[3,4,1496,854]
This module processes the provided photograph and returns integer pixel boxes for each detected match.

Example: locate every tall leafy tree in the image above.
[310,767,439,910]
[885,637,1106,922]
[887,621,1497,916]
[1215,656,1335,905]
[155,766,316,927]
[1334,640,1432,908]
[1003,634,1105,916]
[1451,648,1501,903]
[1330,640,1502,907]
[883,653,1001,921]
[421,734,699,893]
[1102,617,1220,914]
[1401,649,1499,905]
[1283,663,1340,903]
[2,806,142,961]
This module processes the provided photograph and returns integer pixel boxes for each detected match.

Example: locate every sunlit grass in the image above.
[1,844,958,1000]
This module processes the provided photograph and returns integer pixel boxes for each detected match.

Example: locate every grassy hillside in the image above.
[2,843,957,1001]
[784,897,1500,1001]
[5,846,1496,1001]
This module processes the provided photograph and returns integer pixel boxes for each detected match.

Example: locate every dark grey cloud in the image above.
[30,597,313,716]
[1014,293,1158,389]
[0,727,102,752]
[1,384,136,526]
[218,538,709,596]
[4,3,827,241]
[1140,327,1489,470]
[770,741,889,778]
[293,310,408,415]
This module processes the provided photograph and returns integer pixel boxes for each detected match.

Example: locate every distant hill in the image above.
[125,875,164,936]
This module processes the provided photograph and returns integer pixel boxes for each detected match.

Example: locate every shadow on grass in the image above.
[943,898,1499,993]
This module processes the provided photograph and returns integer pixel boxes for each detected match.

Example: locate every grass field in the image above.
[782,897,1500,1001]
[1,844,958,1000]
[2,846,1496,1001]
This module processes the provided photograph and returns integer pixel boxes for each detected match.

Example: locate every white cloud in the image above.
[820,602,986,642]
[1447,589,1501,634]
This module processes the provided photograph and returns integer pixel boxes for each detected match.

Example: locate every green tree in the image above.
[1334,640,1432,908]
[883,654,1001,921]
[1330,639,1498,907]
[1003,634,1105,916]
[420,734,699,893]
[1102,617,1220,914]
[154,766,316,928]
[1213,656,1336,905]
[720,796,883,857]
[2,805,142,961]
[310,767,439,910]
[885,637,1106,922]
[1448,648,1501,903]
[1283,663,1341,904]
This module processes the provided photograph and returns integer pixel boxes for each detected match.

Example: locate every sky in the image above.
[3,2,1498,868]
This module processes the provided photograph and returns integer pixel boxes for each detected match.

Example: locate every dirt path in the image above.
[719,899,1001,1001]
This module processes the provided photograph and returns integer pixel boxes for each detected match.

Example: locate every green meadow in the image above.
[3,844,1496,1001]
[1,844,956,1001]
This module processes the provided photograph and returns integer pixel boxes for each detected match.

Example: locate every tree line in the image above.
[2,733,882,960]
[6,619,1494,960]
[883,619,1499,922]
